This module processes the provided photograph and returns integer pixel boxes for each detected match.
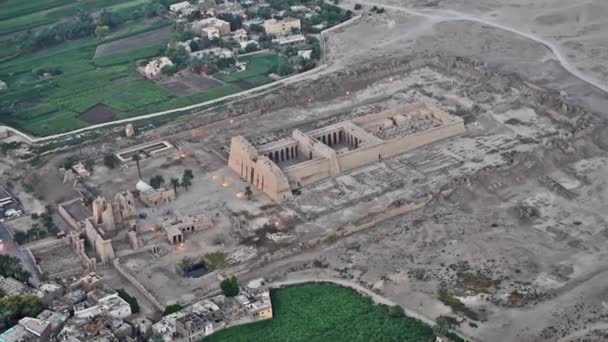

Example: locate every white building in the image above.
[202,26,220,40]
[170,1,196,15]
[239,40,259,50]
[272,34,306,48]
[190,48,234,59]
[142,57,174,79]
[192,18,231,36]
[298,49,312,60]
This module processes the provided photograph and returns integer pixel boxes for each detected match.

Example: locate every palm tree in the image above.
[183,169,194,180]
[244,186,253,200]
[132,153,142,179]
[181,175,192,191]
[150,175,165,189]
[170,178,180,195]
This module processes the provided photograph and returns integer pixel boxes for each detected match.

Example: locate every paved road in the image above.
[0,221,40,286]
[358,1,608,95]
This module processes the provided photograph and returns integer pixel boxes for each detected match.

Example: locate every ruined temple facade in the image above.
[228,103,465,201]
[92,191,137,232]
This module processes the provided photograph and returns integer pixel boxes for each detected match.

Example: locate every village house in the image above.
[192,18,231,37]
[263,17,301,36]
[142,57,173,79]
[272,34,307,49]
[170,1,197,15]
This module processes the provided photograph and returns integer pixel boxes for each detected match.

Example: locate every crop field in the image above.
[203,283,436,342]
[0,0,148,36]
[215,53,287,89]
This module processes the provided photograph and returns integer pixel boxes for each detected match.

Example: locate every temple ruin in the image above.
[228,103,465,201]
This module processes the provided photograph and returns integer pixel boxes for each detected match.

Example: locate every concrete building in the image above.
[0,275,28,295]
[175,313,214,342]
[170,1,196,15]
[228,103,465,201]
[263,17,301,36]
[272,34,306,49]
[125,124,135,138]
[192,18,231,36]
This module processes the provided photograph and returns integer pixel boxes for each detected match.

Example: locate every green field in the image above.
[0,0,151,36]
[215,54,288,88]
[203,283,437,342]
[0,0,249,136]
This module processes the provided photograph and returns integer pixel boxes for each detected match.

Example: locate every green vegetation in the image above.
[456,272,500,293]
[163,303,184,316]
[438,288,479,321]
[204,252,227,271]
[117,288,140,314]
[220,276,240,297]
[0,295,44,330]
[204,283,436,342]
[93,44,166,67]
[0,255,31,283]
[215,54,288,88]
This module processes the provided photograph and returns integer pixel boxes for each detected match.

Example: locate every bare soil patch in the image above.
[80,104,118,124]
[159,71,224,96]
[94,25,172,58]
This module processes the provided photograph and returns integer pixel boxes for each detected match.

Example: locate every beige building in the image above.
[192,18,231,37]
[91,191,136,232]
[137,180,176,207]
[161,215,213,244]
[263,17,301,36]
[228,103,465,201]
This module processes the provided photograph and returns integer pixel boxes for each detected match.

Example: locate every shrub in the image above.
[354,3,362,10]
[220,276,240,297]
[163,304,184,316]
[117,289,140,314]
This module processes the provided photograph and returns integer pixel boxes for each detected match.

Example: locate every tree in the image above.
[161,64,178,76]
[183,169,194,180]
[132,154,142,179]
[62,155,77,170]
[354,3,362,10]
[218,13,243,31]
[13,231,28,245]
[181,176,192,191]
[150,175,165,189]
[84,158,95,172]
[244,186,253,200]
[117,289,140,314]
[244,42,259,53]
[0,255,30,282]
[388,305,405,317]
[170,178,180,195]
[104,153,119,169]
[166,46,190,68]
[0,295,43,328]
[163,303,184,316]
[220,276,240,297]
[95,25,110,39]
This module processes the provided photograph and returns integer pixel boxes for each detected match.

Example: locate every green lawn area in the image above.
[203,283,437,342]
[215,54,287,88]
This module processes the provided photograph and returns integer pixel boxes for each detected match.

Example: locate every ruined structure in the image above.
[91,191,137,232]
[161,214,213,244]
[228,103,465,201]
